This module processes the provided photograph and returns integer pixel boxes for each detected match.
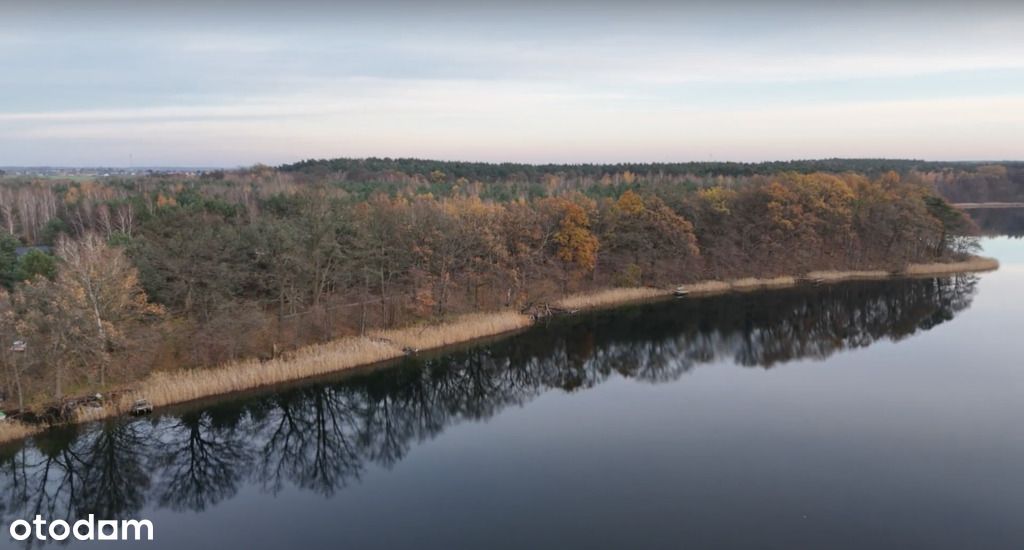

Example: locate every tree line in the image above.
[0,164,979,412]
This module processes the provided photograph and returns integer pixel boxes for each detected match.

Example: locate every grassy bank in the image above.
[0,255,998,445]
[0,420,42,445]
[953,202,1024,209]
[74,311,532,425]
[370,311,532,351]
[904,256,999,275]
[554,287,668,311]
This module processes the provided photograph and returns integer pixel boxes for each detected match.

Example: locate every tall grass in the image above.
[730,276,797,290]
[683,280,733,295]
[0,421,41,445]
[78,335,405,421]
[554,287,669,311]
[371,311,532,351]
[682,277,797,295]
[905,256,999,275]
[76,311,534,423]
[805,269,890,282]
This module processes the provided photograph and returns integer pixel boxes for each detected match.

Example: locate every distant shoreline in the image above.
[0,255,1000,446]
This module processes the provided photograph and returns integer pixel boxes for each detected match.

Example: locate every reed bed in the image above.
[904,256,999,276]
[77,335,406,421]
[730,276,797,290]
[953,202,1024,209]
[140,336,404,408]
[372,311,532,351]
[683,280,733,295]
[0,421,41,445]
[554,287,670,311]
[805,269,890,282]
[682,277,797,295]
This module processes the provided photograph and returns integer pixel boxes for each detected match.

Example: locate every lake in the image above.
[2,214,1022,549]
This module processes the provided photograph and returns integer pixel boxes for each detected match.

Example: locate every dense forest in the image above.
[281,157,1024,202]
[0,159,989,414]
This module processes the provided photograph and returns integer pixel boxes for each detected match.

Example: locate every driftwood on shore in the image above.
[4,389,141,425]
[521,302,579,321]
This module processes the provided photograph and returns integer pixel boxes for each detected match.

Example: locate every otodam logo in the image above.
[8,515,154,542]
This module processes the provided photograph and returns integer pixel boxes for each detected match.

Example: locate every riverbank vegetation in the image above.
[0,159,995,435]
[0,275,981,512]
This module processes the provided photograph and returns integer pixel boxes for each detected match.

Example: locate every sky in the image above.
[1,0,1023,167]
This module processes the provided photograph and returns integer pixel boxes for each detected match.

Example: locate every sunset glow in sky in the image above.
[2,0,1023,166]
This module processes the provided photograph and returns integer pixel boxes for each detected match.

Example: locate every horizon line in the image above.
[4,156,1024,171]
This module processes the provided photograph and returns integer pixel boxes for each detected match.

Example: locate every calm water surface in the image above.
[2,226,1022,549]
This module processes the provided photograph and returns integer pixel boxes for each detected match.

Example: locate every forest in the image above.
[0,159,988,418]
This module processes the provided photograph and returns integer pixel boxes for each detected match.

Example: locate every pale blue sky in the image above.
[1,1,1023,166]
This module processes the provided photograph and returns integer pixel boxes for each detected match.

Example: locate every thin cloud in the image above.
[1,3,1022,164]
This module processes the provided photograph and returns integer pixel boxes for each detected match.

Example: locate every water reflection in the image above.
[0,276,979,535]
[966,207,1024,237]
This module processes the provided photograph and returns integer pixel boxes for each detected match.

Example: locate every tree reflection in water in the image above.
[0,276,979,526]
[964,207,1024,238]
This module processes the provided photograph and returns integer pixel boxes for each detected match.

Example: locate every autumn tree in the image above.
[54,233,162,387]
[12,276,95,400]
[0,291,30,411]
[498,200,561,304]
[599,190,699,286]
[547,197,598,290]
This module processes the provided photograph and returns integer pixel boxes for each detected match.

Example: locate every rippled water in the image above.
[2,232,1022,549]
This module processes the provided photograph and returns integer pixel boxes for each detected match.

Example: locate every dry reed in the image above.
[0,421,41,445]
[730,276,797,290]
[681,277,797,295]
[76,335,406,422]
[371,311,532,351]
[554,287,669,311]
[683,280,733,295]
[904,256,999,276]
[805,269,890,282]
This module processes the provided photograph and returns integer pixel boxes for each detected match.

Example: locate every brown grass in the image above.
[78,335,406,422]
[953,202,1024,209]
[730,276,797,290]
[371,311,532,351]
[806,269,890,282]
[681,277,797,295]
[554,287,670,311]
[683,280,733,295]
[904,256,999,276]
[0,421,41,445]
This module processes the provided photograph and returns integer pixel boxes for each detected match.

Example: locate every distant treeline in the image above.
[282,157,1023,181]
[278,157,1024,204]
[0,161,981,411]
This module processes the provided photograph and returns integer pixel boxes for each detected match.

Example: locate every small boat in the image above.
[673,286,690,297]
[130,399,153,416]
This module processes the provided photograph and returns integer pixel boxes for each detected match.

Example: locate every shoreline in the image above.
[0,255,999,446]
[952,202,1024,210]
